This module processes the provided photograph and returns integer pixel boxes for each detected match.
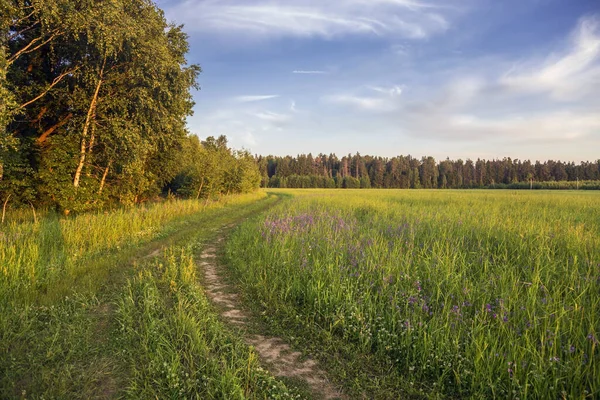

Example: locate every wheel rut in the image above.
[199,231,347,400]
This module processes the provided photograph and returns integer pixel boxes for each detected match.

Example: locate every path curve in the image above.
[199,231,346,400]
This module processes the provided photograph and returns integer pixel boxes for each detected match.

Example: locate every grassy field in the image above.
[2,189,599,399]
[226,189,600,399]
[0,192,304,399]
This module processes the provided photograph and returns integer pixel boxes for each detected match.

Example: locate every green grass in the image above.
[1,193,265,305]
[0,192,306,399]
[116,245,304,399]
[226,189,600,399]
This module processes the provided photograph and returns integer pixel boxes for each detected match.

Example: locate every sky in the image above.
[155,0,600,162]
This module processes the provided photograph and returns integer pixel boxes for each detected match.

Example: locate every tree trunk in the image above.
[2,194,11,224]
[74,58,105,188]
[86,121,97,177]
[36,113,72,144]
[98,160,111,194]
[195,178,205,199]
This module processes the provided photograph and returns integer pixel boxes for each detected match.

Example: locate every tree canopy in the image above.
[1,0,261,212]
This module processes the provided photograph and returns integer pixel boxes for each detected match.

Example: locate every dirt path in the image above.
[199,232,347,400]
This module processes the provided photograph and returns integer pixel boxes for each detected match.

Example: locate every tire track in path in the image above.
[199,232,347,400]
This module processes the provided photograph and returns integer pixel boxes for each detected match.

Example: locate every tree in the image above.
[420,156,438,189]
[2,0,200,210]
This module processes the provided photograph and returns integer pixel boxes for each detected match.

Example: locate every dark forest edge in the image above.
[257,154,600,189]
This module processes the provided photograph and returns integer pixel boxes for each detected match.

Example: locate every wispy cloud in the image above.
[325,15,600,144]
[500,15,600,101]
[324,94,394,112]
[233,95,280,103]
[164,0,456,40]
[368,85,404,96]
[293,70,327,74]
[324,84,403,111]
[253,111,291,123]
[402,109,600,142]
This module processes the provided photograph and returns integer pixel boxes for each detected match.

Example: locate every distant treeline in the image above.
[0,1,260,212]
[257,154,600,189]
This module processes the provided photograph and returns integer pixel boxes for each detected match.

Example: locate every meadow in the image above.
[0,192,303,399]
[226,189,600,399]
[2,189,598,399]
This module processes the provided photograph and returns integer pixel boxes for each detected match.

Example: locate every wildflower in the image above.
[587,333,599,344]
[415,280,422,292]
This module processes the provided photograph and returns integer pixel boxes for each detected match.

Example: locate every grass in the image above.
[225,189,600,399]
[3,188,598,399]
[0,192,306,399]
[116,245,304,399]
[1,193,264,305]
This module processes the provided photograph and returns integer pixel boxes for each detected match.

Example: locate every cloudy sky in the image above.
[155,0,599,162]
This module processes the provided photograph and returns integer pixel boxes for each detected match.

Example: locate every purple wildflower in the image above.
[587,333,599,344]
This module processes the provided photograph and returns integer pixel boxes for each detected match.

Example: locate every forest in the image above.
[0,0,260,213]
[258,154,600,189]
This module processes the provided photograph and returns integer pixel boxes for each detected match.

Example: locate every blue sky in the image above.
[155,0,599,162]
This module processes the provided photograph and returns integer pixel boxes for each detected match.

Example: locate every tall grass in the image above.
[0,192,266,304]
[226,189,600,398]
[1,192,300,398]
[117,245,302,399]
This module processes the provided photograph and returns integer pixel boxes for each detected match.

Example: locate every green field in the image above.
[0,193,302,399]
[226,189,600,399]
[1,189,599,399]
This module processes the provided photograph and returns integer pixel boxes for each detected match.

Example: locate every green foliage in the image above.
[227,189,600,399]
[342,176,360,188]
[0,0,229,211]
[168,135,261,199]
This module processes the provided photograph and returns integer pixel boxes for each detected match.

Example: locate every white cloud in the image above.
[292,70,327,74]
[324,84,403,111]
[233,95,280,103]
[164,0,455,40]
[404,110,600,142]
[392,14,600,144]
[500,15,600,101]
[368,85,404,96]
[324,94,394,111]
[253,111,291,123]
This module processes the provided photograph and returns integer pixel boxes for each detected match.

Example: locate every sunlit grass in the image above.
[117,245,302,399]
[226,189,600,398]
[0,192,266,305]
[0,192,306,398]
